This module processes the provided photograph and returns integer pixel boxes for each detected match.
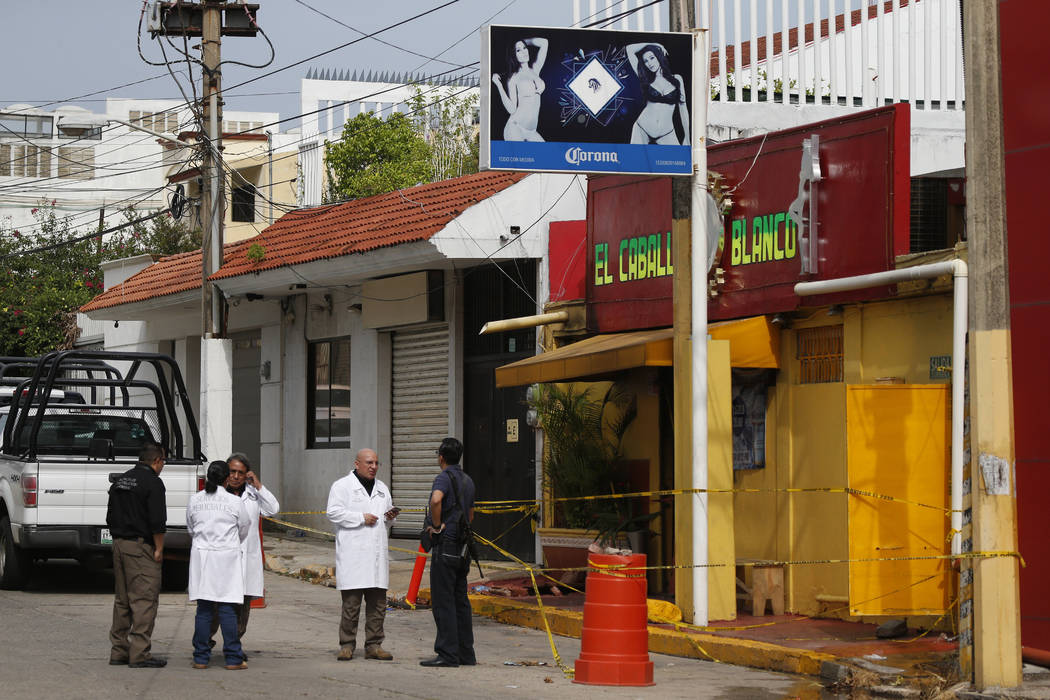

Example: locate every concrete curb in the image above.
[466,594,837,677]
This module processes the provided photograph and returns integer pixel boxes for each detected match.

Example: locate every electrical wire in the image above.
[218,1,462,98]
[589,0,666,28]
[293,0,467,68]
[0,208,171,262]
[214,1,276,70]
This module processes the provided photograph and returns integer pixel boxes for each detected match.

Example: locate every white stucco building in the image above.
[81,171,586,558]
[0,98,280,235]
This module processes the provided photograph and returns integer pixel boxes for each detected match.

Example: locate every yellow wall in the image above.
[847,384,951,615]
[674,338,734,621]
[177,138,299,244]
[617,369,666,586]
[732,292,955,616]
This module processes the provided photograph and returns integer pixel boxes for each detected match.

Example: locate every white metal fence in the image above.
[574,0,964,110]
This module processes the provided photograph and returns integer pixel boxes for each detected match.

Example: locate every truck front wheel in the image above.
[0,516,31,590]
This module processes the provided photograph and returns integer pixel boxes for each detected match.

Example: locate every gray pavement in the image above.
[261,531,510,596]
[0,556,819,700]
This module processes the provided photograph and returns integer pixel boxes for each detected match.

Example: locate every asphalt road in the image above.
[0,559,824,699]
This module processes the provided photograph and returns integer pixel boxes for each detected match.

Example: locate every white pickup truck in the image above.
[0,351,205,590]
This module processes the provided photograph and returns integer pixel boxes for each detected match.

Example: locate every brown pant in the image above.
[338,588,386,652]
[109,538,162,664]
[209,596,252,640]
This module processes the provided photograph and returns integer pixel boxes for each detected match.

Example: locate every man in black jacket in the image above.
[420,437,476,668]
[106,442,168,668]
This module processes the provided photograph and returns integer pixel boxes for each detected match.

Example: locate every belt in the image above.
[115,536,149,543]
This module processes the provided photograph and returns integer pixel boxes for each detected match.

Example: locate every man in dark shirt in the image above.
[106,442,168,668]
[420,437,476,668]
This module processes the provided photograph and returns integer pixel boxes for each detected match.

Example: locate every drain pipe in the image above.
[794,260,968,555]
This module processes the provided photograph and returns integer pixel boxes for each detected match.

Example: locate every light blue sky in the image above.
[2,1,584,127]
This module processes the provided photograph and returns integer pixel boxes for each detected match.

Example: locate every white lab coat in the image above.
[326,472,395,590]
[237,483,280,598]
[186,488,251,603]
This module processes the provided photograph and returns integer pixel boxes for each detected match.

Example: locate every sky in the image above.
[0,1,611,129]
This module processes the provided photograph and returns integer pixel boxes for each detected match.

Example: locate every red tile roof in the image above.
[213,170,527,281]
[81,170,528,312]
[80,249,203,312]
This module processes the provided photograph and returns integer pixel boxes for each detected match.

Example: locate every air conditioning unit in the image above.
[361,271,444,329]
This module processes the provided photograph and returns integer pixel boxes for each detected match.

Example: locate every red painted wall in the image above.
[706,104,910,320]
[586,176,673,332]
[1001,0,1050,654]
[548,220,587,302]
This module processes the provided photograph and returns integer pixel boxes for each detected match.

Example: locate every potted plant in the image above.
[528,382,643,572]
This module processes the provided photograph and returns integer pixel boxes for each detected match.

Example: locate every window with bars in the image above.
[223,120,264,134]
[57,146,95,180]
[128,110,180,134]
[796,325,844,384]
[0,144,52,178]
[307,337,351,448]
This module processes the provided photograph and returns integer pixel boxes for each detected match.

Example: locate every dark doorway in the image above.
[463,260,537,561]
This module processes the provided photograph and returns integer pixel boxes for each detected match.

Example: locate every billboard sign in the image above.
[481,25,693,176]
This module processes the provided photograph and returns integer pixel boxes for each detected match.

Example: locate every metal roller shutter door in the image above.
[391,325,449,533]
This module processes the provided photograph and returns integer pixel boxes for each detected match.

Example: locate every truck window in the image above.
[8,414,156,456]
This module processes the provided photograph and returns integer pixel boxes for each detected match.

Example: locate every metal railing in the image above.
[701,0,964,110]
[574,0,964,111]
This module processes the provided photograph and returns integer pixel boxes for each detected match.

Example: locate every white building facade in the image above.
[0,98,279,235]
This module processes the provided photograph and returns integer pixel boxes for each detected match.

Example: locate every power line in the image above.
[0,208,172,262]
[220,1,463,98]
[293,0,468,68]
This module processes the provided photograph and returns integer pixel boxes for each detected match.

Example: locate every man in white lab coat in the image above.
[209,453,280,652]
[327,448,399,661]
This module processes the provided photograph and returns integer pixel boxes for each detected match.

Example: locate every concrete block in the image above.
[820,660,852,685]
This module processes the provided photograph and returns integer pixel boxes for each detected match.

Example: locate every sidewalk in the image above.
[260,530,1050,698]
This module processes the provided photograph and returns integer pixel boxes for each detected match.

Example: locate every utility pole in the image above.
[152,1,260,463]
[201,1,224,338]
[670,0,706,624]
[962,1,1022,690]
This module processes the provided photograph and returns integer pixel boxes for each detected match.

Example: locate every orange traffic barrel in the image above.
[573,553,653,686]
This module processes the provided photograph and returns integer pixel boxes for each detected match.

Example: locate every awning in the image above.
[495,315,781,388]
[495,328,673,388]
[709,315,780,369]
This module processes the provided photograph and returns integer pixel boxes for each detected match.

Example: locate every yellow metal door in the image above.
[846,385,951,615]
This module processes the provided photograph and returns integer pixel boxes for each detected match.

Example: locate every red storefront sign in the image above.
[586,175,673,332]
[707,104,910,320]
[583,105,910,332]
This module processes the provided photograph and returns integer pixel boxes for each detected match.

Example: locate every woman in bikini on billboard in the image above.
[626,42,689,145]
[491,37,548,141]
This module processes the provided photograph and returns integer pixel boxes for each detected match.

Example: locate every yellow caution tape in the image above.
[275,483,959,524]
[473,531,575,678]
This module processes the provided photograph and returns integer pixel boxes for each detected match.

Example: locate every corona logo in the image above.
[565,147,620,165]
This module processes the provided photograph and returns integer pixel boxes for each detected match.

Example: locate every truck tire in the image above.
[162,559,190,592]
[0,515,31,590]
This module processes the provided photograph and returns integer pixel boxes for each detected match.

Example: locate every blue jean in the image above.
[192,600,243,665]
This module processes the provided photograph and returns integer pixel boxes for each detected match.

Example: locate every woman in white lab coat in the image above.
[208,453,280,644]
[187,460,250,670]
